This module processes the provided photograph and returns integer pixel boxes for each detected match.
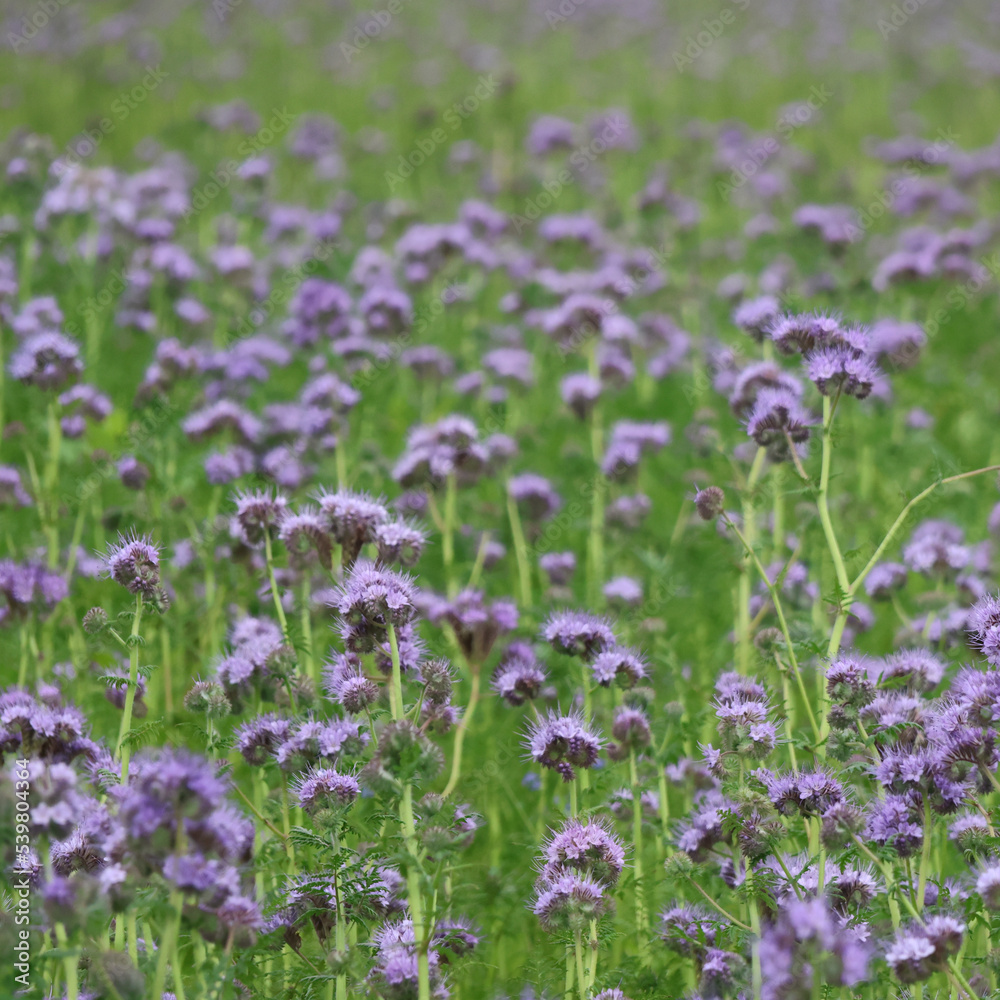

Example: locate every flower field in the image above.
[3,2,1000,998]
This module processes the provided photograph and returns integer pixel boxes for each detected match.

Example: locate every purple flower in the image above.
[879,648,945,691]
[204,446,256,485]
[977,863,1000,909]
[611,706,651,751]
[0,561,67,624]
[233,714,291,765]
[9,331,83,389]
[428,589,518,664]
[606,494,651,530]
[323,652,379,713]
[293,767,360,814]
[392,415,493,489]
[483,347,534,387]
[539,551,576,586]
[401,345,454,381]
[601,421,671,478]
[333,561,416,652]
[526,115,578,156]
[694,486,725,521]
[869,318,926,368]
[216,895,264,946]
[560,373,602,419]
[232,489,288,545]
[769,312,842,356]
[755,768,845,817]
[602,576,643,608]
[728,361,803,418]
[806,345,881,399]
[864,561,908,600]
[969,593,1000,666]
[541,819,625,885]
[532,872,610,931]
[525,711,603,781]
[491,642,547,705]
[746,387,814,460]
[543,611,615,661]
[278,506,333,568]
[885,917,964,984]
[902,519,969,577]
[508,474,562,521]
[0,466,32,507]
[659,903,719,956]
[103,531,161,601]
[590,646,648,688]
[865,792,923,856]
[732,294,780,343]
[182,400,262,444]
[117,455,150,491]
[759,898,869,998]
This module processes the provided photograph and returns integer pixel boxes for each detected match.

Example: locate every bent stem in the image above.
[682,874,752,931]
[827,462,1000,660]
[816,395,850,594]
[723,516,821,746]
[442,663,480,797]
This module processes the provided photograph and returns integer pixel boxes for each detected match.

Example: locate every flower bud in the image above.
[83,607,109,634]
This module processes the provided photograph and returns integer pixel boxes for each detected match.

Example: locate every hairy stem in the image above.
[629,749,649,963]
[115,594,144,783]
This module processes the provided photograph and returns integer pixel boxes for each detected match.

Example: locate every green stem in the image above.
[300,577,315,682]
[573,928,587,1000]
[916,794,931,913]
[332,830,348,1000]
[771,462,785,559]
[629,749,649,963]
[388,623,430,1000]
[44,398,62,568]
[126,909,138,967]
[724,517,821,745]
[829,463,1000,660]
[817,395,850,596]
[152,826,187,1000]
[115,594,144,783]
[851,835,903,928]
[443,473,457,597]
[279,771,297,873]
[737,448,766,672]
[683,875,752,931]
[656,769,671,861]
[442,665,480,797]
[506,488,533,607]
[401,782,430,1000]
[587,445,605,612]
[264,529,289,638]
[42,842,78,1000]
